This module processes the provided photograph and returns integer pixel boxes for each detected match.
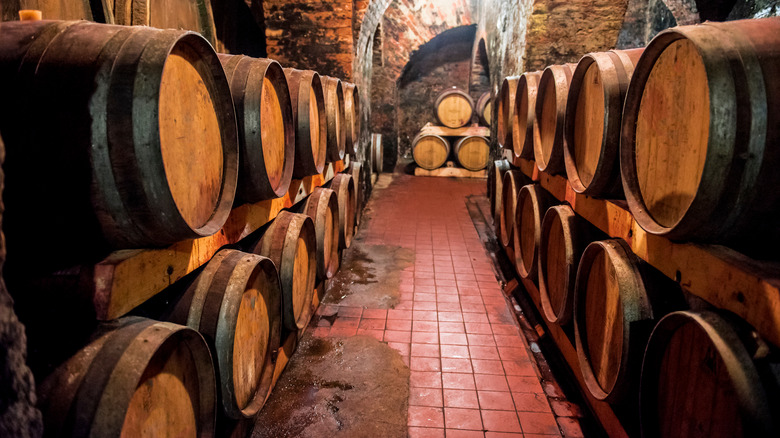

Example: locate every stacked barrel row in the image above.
[491,16,780,437]
[412,87,491,172]
[0,19,371,437]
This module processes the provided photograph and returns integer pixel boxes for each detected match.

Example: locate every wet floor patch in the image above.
[252,335,410,438]
[323,243,414,308]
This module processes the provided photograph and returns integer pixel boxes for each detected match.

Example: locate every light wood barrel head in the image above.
[371,133,383,174]
[535,65,573,174]
[304,187,341,280]
[514,71,541,159]
[497,77,519,149]
[322,76,346,161]
[572,61,605,189]
[159,43,224,231]
[635,38,709,229]
[455,136,490,171]
[260,75,286,190]
[285,68,327,178]
[331,173,356,249]
[412,134,450,170]
[435,88,474,128]
[641,311,778,437]
[513,184,554,280]
[344,82,359,154]
[538,205,582,326]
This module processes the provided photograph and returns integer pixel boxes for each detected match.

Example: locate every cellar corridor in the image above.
[255,173,584,438]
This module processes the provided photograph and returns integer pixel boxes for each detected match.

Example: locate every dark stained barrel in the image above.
[37,317,216,437]
[220,54,294,202]
[250,211,316,332]
[454,136,490,171]
[113,0,217,47]
[302,187,340,280]
[343,82,360,155]
[513,71,542,159]
[412,134,450,170]
[513,184,555,280]
[285,68,327,178]
[321,76,346,162]
[166,249,282,419]
[534,63,575,175]
[564,49,643,197]
[538,205,589,325]
[640,310,780,437]
[0,21,238,270]
[497,76,519,150]
[434,87,474,128]
[620,17,780,249]
[330,173,356,249]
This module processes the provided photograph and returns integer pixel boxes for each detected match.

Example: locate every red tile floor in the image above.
[311,175,582,437]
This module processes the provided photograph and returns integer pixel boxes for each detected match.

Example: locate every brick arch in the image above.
[469,34,491,95]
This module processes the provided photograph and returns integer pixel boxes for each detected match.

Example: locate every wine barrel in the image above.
[534,64,575,175]
[0,21,238,259]
[349,162,365,226]
[344,82,360,155]
[371,133,383,173]
[285,68,327,178]
[250,211,316,332]
[499,170,529,247]
[37,317,215,437]
[497,76,519,150]
[476,91,492,126]
[640,310,780,437]
[321,76,346,162]
[538,205,589,326]
[513,184,555,280]
[620,17,780,247]
[302,187,340,280]
[564,49,643,197]
[412,133,450,170]
[488,160,511,235]
[434,87,474,128]
[454,136,490,171]
[113,0,217,48]
[220,54,294,202]
[513,71,542,159]
[573,239,658,402]
[166,249,282,418]
[330,173,356,249]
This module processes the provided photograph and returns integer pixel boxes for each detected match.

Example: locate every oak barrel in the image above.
[330,173,357,249]
[488,160,511,235]
[302,187,341,280]
[37,317,216,437]
[434,87,474,128]
[476,91,493,126]
[344,82,360,155]
[220,54,294,202]
[620,17,780,247]
[640,310,779,437]
[538,205,589,326]
[564,49,643,197]
[250,211,316,332]
[0,21,238,259]
[321,76,347,162]
[412,133,450,170]
[499,170,527,247]
[113,0,217,47]
[497,76,519,150]
[371,133,384,173]
[534,64,575,175]
[513,184,555,280]
[349,162,365,226]
[285,68,327,178]
[513,71,542,159]
[573,239,657,402]
[454,136,490,171]
[166,249,282,418]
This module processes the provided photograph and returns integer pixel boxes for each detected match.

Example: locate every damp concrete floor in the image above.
[252,174,585,438]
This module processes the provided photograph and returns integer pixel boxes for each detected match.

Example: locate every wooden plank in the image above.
[91,161,345,320]
[414,162,487,179]
[519,276,629,438]
[420,122,490,138]
[511,155,780,348]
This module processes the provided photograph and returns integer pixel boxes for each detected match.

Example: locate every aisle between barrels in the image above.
[253,174,584,438]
